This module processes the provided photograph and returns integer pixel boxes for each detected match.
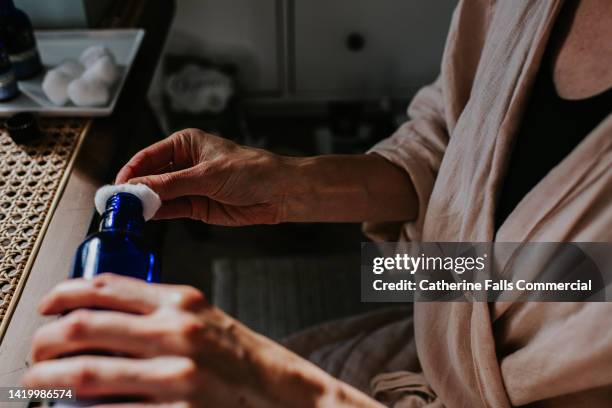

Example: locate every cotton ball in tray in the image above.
[67,78,110,107]
[42,69,74,106]
[42,59,86,106]
[79,45,115,68]
[56,59,85,78]
[81,55,119,86]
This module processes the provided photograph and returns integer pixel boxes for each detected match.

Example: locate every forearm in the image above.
[279,154,417,223]
[231,321,384,408]
[262,347,386,408]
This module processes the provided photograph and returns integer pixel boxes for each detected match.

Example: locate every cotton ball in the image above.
[79,45,115,68]
[67,78,110,107]
[81,55,119,86]
[55,59,85,79]
[42,69,73,106]
[95,184,161,221]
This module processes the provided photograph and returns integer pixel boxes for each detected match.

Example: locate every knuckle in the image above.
[72,359,98,388]
[170,129,189,141]
[157,172,177,192]
[64,310,92,340]
[178,316,204,339]
[175,128,202,146]
[159,314,204,357]
[90,274,120,301]
[175,286,206,311]
[183,127,201,135]
[92,273,117,289]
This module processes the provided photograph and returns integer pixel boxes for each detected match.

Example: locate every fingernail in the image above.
[126,178,142,185]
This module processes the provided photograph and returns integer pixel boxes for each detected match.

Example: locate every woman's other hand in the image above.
[23,274,381,407]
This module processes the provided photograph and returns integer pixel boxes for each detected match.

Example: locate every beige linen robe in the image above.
[285,0,612,406]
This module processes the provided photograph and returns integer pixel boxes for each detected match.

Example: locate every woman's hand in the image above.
[116,128,291,226]
[23,274,381,407]
[115,128,417,225]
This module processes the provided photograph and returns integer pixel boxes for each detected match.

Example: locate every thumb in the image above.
[128,167,203,201]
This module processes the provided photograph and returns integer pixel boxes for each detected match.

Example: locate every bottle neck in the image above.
[100,193,145,233]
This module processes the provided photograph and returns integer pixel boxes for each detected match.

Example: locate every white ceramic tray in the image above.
[0,29,145,117]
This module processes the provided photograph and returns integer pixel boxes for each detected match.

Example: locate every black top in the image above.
[495,55,612,231]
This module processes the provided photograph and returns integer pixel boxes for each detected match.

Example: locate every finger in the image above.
[22,356,197,400]
[116,137,175,184]
[128,166,206,201]
[32,310,158,362]
[153,197,209,220]
[116,132,193,184]
[33,309,208,362]
[39,274,161,315]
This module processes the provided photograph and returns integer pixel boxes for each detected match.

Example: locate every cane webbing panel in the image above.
[0,118,89,342]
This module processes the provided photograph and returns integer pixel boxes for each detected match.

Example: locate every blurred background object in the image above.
[0,39,19,101]
[15,0,114,28]
[1,0,42,79]
[149,0,456,156]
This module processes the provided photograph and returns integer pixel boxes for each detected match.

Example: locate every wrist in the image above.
[275,153,416,223]
[217,309,382,407]
[263,346,382,408]
[276,155,323,223]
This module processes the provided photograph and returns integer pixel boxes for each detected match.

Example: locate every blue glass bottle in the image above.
[0,39,18,101]
[71,192,160,283]
[58,196,160,408]
[0,0,42,79]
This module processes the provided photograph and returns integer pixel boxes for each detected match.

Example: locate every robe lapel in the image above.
[470,2,565,405]
[485,0,566,240]
[423,0,566,243]
[417,2,568,407]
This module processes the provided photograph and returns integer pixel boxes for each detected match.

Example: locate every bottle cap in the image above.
[100,192,145,231]
[5,112,41,144]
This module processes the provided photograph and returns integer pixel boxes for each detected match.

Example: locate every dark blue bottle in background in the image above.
[0,39,18,101]
[0,0,42,79]
[71,192,160,283]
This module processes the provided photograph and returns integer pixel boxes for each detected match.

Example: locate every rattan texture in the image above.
[0,118,87,336]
